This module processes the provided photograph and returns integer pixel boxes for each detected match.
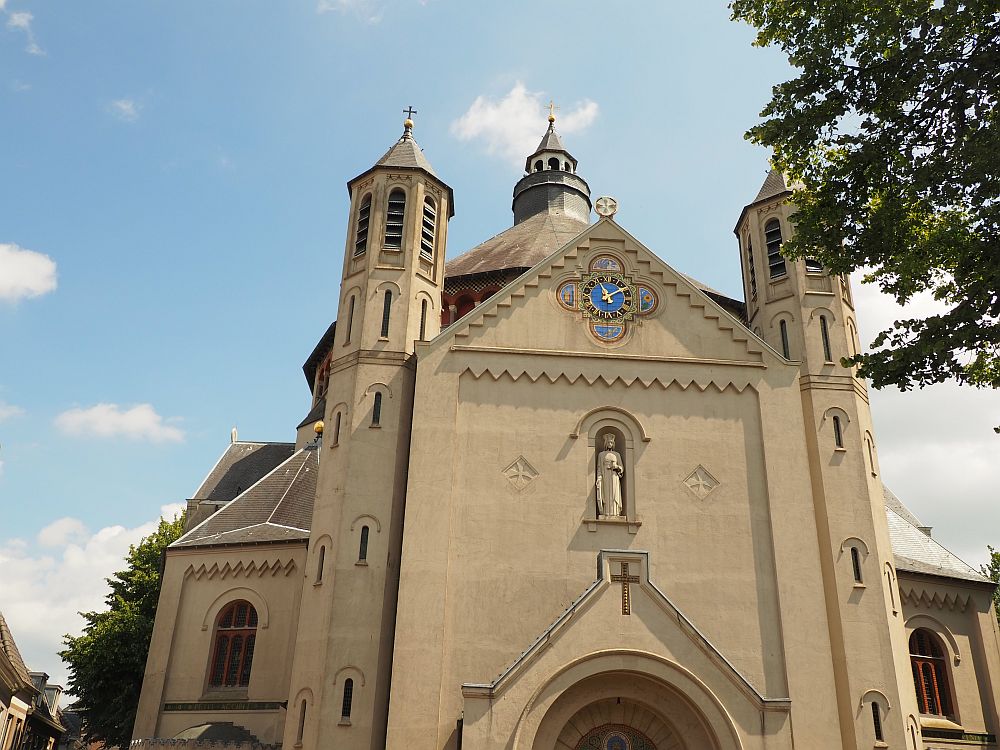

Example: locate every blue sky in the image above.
[1,1,998,686]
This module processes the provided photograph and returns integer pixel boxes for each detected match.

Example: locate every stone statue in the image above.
[596,434,624,517]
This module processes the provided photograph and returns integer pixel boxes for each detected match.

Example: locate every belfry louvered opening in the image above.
[384,189,406,249]
[421,197,436,257]
[764,219,786,278]
[354,195,371,257]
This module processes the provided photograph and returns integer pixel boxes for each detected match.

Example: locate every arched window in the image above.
[805,256,823,272]
[886,563,898,614]
[354,194,371,256]
[833,415,844,448]
[779,319,790,359]
[850,546,863,583]
[208,600,258,688]
[341,678,354,720]
[534,160,543,172]
[372,392,382,426]
[381,290,392,338]
[746,237,758,301]
[764,218,786,278]
[316,545,326,583]
[820,314,833,361]
[344,295,355,345]
[296,699,307,744]
[867,433,878,476]
[359,525,369,561]
[872,701,884,742]
[384,189,406,249]
[548,157,560,170]
[564,161,571,172]
[333,411,342,446]
[420,197,436,258]
[419,299,428,341]
[910,629,953,716]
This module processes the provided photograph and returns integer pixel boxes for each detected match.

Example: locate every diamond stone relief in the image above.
[683,465,720,499]
[503,456,539,491]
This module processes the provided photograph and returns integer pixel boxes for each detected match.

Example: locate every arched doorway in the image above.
[560,699,681,750]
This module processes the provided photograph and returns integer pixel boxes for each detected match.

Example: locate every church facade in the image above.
[132,116,1000,750]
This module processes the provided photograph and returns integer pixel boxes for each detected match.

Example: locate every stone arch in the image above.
[513,651,741,750]
[201,587,269,631]
[906,613,962,665]
[373,279,402,297]
[808,306,837,323]
[860,687,891,714]
[557,704,677,750]
[363,382,392,400]
[350,514,382,533]
[570,406,650,442]
[334,665,366,688]
[414,289,436,310]
[839,536,870,557]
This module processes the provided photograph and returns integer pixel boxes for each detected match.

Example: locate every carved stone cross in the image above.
[610,562,640,615]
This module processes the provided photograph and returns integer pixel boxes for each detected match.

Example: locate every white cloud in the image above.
[451,82,599,168]
[0,243,57,303]
[317,0,383,23]
[0,401,24,422]
[6,11,44,56]
[11,80,31,92]
[55,403,185,443]
[0,504,186,686]
[108,98,141,122]
[852,273,1000,571]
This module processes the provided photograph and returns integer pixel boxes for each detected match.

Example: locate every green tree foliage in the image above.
[60,514,185,748]
[730,0,1000,400]
[981,545,1000,623]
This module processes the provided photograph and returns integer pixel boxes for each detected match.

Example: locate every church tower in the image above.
[283,115,453,750]
[735,172,922,748]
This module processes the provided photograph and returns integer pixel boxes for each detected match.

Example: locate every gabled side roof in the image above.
[173,447,317,549]
[885,485,990,584]
[192,441,295,504]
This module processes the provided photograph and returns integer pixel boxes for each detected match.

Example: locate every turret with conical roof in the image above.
[512,115,591,225]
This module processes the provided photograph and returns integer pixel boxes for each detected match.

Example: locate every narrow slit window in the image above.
[384,189,406,249]
[341,678,354,719]
[851,546,862,583]
[296,700,306,744]
[333,412,341,446]
[833,415,844,448]
[746,237,758,300]
[316,545,326,583]
[820,315,833,361]
[779,319,790,359]
[872,702,883,742]
[419,299,428,341]
[359,525,369,561]
[372,392,382,426]
[381,290,392,338]
[420,197,436,258]
[344,296,355,345]
[354,195,371,256]
[764,219,786,278]
[867,436,877,475]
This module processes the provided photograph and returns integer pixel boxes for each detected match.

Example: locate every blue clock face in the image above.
[581,273,635,321]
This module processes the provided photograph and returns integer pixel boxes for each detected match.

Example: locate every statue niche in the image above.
[595,428,626,518]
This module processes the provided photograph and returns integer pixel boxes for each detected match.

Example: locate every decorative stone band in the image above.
[131,739,278,750]
[162,702,284,712]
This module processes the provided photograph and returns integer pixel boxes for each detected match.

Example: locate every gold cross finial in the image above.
[547,99,558,123]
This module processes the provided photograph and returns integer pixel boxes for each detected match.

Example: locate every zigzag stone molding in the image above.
[899,584,971,612]
[183,558,298,581]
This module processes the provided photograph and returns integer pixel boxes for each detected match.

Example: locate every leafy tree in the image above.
[981,545,1000,623]
[60,514,185,748]
[730,0,1000,403]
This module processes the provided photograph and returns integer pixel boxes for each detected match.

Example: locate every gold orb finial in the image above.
[547,99,558,124]
[404,118,414,129]
[314,420,324,434]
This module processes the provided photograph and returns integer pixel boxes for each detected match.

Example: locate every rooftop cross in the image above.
[403,105,418,120]
[547,99,559,123]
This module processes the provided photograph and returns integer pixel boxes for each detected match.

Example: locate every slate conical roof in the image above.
[534,122,567,154]
[753,169,791,203]
[375,125,439,177]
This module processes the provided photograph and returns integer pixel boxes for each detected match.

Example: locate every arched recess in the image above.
[414,290,436,311]
[906,613,962,665]
[373,280,402,297]
[363,382,393,400]
[512,651,742,750]
[839,536,870,557]
[860,688,891,743]
[808,306,838,323]
[350,514,382,533]
[312,533,333,552]
[822,407,851,449]
[201,587,270,631]
[333,665,366,688]
[571,407,649,525]
[292,686,314,705]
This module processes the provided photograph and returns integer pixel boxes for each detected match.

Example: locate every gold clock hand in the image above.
[599,283,612,303]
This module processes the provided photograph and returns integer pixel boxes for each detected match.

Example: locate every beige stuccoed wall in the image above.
[386,221,847,749]
[133,543,305,745]
[899,573,1000,738]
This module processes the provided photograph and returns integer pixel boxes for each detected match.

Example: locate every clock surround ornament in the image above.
[556,254,658,343]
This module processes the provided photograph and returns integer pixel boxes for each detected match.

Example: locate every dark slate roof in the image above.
[303,320,336,388]
[192,442,296,503]
[445,213,589,279]
[375,131,438,177]
[534,123,567,154]
[752,169,791,204]
[885,485,990,584]
[297,399,325,429]
[0,612,33,689]
[174,447,316,548]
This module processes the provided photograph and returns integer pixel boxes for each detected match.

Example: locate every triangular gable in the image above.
[423,218,785,393]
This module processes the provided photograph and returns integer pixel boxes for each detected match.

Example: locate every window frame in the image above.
[207,600,258,690]
[764,218,786,279]
[910,629,954,718]
[353,194,372,257]
[384,188,406,250]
